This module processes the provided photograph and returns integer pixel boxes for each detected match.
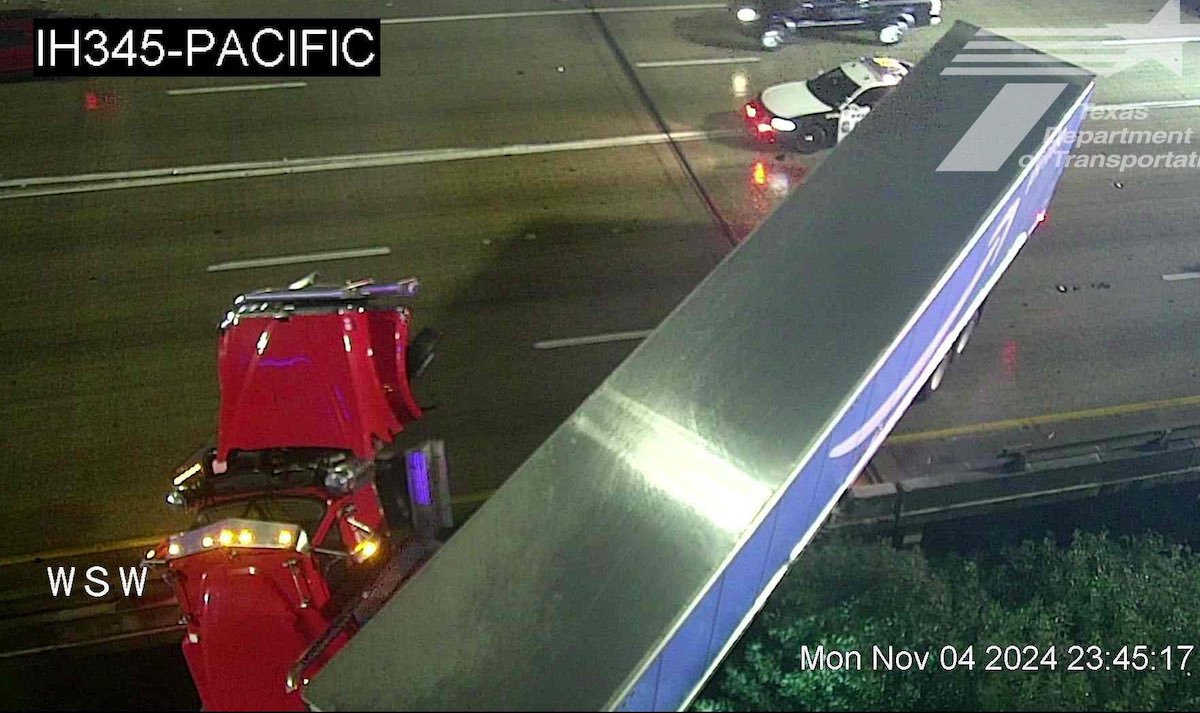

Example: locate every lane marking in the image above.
[1163,272,1200,281]
[534,330,655,350]
[0,624,184,660]
[206,246,391,272]
[453,489,496,505]
[381,3,725,24]
[636,57,761,68]
[0,536,161,568]
[887,394,1200,445]
[4,93,1198,200]
[0,130,723,201]
[6,393,1200,566]
[166,81,307,96]
[0,132,717,188]
[0,489,498,569]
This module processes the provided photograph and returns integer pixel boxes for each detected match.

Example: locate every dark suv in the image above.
[729,0,942,50]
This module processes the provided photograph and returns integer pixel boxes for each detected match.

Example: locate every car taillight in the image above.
[756,122,774,133]
[745,103,758,118]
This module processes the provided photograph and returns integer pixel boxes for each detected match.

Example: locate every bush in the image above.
[694,532,1200,711]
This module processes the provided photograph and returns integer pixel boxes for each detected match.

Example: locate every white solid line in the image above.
[206,247,391,273]
[533,330,655,350]
[381,3,725,24]
[166,82,307,96]
[0,624,184,660]
[1163,272,1200,282]
[0,131,726,201]
[0,130,709,187]
[636,57,761,68]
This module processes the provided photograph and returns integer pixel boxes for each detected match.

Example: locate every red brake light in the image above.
[756,122,773,133]
[745,103,757,118]
[84,90,119,112]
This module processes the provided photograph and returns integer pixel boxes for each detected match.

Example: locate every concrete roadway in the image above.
[1,0,1199,564]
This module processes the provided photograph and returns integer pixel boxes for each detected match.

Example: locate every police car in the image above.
[742,56,912,149]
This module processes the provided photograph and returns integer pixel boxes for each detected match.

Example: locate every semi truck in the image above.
[141,277,450,711]
[299,23,1095,711]
[142,22,1093,712]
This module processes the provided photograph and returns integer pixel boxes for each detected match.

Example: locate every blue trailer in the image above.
[302,21,1094,712]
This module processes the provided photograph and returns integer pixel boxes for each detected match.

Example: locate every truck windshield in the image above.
[195,496,327,538]
[807,67,859,107]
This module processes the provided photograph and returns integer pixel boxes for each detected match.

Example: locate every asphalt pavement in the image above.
[1,0,1199,708]
[0,0,1198,584]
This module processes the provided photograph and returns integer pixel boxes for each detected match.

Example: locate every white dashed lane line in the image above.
[635,57,761,68]
[206,247,391,272]
[380,4,726,24]
[166,82,308,96]
[534,330,655,350]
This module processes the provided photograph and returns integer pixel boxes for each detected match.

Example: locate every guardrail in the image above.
[832,426,1200,534]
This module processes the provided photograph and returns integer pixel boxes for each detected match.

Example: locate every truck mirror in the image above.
[405,440,453,539]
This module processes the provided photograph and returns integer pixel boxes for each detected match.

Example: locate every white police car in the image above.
[742,56,912,149]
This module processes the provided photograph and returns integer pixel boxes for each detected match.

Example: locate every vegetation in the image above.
[695,532,1200,711]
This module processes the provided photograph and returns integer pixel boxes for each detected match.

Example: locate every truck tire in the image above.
[928,351,951,391]
[374,452,413,534]
[954,311,981,355]
[913,352,951,403]
[406,327,439,381]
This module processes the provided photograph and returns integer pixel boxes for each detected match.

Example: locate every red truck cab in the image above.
[144,278,446,710]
